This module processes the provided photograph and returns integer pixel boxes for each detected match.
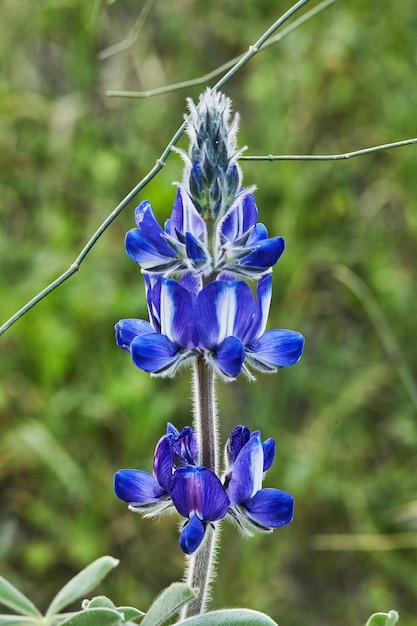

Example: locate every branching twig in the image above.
[97,0,157,61]
[0,0,313,336]
[106,0,336,99]
[239,137,417,161]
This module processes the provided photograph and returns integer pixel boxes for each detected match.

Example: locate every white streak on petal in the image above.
[216,284,237,342]
[160,280,174,339]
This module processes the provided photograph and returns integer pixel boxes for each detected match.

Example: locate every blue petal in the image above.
[134,202,174,254]
[248,222,268,242]
[241,275,272,344]
[144,274,162,332]
[246,330,305,370]
[196,280,253,348]
[166,422,180,437]
[168,187,207,241]
[130,333,182,374]
[179,514,205,554]
[195,282,223,348]
[220,193,258,241]
[232,281,257,341]
[160,279,195,348]
[262,438,276,472]
[213,336,245,378]
[227,433,264,506]
[243,488,294,528]
[114,469,166,504]
[125,228,177,270]
[153,435,174,492]
[239,237,285,271]
[185,232,207,265]
[170,466,229,521]
[115,319,153,351]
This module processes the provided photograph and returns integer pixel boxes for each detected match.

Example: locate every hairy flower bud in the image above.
[181,88,243,221]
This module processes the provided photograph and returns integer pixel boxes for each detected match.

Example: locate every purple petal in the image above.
[246,330,305,371]
[173,427,198,466]
[262,438,275,472]
[115,319,153,352]
[160,279,195,348]
[213,336,245,378]
[179,514,205,554]
[114,469,166,504]
[130,333,182,374]
[244,488,294,528]
[153,435,174,492]
[227,433,264,506]
[228,425,251,463]
[178,272,201,302]
[170,466,229,522]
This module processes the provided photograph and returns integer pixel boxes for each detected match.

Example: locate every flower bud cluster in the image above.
[181,89,242,221]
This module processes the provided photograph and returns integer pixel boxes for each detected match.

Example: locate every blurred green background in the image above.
[1,0,417,624]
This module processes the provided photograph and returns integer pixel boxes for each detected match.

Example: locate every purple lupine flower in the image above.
[195,274,304,380]
[125,187,211,276]
[171,466,230,554]
[116,273,304,381]
[225,425,275,480]
[216,193,286,277]
[125,189,284,279]
[115,274,199,378]
[114,427,175,516]
[225,427,294,533]
[114,423,229,554]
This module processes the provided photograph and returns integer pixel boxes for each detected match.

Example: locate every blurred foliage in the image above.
[1,1,417,625]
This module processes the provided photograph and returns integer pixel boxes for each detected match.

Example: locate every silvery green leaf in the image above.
[58,607,123,626]
[45,557,119,618]
[0,617,38,625]
[82,597,116,610]
[365,610,399,626]
[0,576,41,617]
[140,583,198,626]
[80,598,143,623]
[117,606,145,622]
[177,608,278,626]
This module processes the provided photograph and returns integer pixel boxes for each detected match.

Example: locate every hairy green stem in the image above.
[193,358,219,473]
[181,359,220,618]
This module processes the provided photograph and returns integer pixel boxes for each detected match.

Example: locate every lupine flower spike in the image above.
[114,89,304,569]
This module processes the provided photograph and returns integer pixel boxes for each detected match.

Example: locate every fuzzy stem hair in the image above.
[180,358,220,617]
